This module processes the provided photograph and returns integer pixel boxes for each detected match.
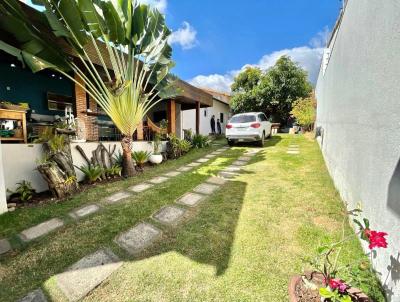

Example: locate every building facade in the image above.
[182,88,231,136]
[315,1,400,299]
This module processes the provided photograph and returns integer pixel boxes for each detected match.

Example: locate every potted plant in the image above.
[132,151,151,172]
[149,133,163,164]
[289,206,388,302]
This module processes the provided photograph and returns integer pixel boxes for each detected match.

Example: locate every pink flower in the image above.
[329,279,348,293]
[367,230,388,249]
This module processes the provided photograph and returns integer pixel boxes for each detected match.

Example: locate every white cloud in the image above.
[188,28,330,93]
[169,21,198,50]
[137,0,167,14]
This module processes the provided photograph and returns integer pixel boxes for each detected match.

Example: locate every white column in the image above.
[0,142,8,214]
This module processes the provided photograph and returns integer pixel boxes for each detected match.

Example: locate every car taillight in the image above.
[250,123,261,128]
[226,124,233,129]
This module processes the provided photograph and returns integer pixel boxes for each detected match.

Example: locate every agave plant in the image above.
[132,150,151,171]
[0,0,178,177]
[76,165,103,183]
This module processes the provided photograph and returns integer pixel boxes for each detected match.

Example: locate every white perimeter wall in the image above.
[315,0,400,299]
[182,100,230,136]
[1,141,165,198]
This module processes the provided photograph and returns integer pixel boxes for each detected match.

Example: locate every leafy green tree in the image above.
[290,97,316,131]
[0,0,177,177]
[230,56,313,124]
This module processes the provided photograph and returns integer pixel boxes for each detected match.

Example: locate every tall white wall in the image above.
[0,143,8,214]
[182,100,230,135]
[315,1,400,299]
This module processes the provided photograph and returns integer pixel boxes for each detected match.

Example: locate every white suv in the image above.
[225,112,272,146]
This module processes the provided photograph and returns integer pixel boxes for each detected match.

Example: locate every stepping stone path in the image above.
[176,192,205,207]
[193,183,219,195]
[69,204,100,220]
[149,176,169,184]
[205,154,216,158]
[0,238,11,255]
[115,223,161,255]
[187,162,201,167]
[19,218,64,242]
[18,289,47,302]
[219,171,239,179]
[232,160,247,166]
[238,156,252,162]
[129,183,153,193]
[56,249,122,302]
[196,158,209,163]
[164,171,181,177]
[177,166,192,172]
[106,191,132,204]
[206,176,227,185]
[223,166,242,173]
[153,206,186,225]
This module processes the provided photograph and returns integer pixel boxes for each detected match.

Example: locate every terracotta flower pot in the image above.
[288,272,371,302]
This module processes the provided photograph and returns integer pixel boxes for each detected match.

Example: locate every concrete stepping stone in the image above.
[232,160,247,166]
[69,204,100,220]
[289,145,299,148]
[219,171,239,179]
[153,206,186,225]
[187,162,201,167]
[177,166,193,172]
[115,223,161,255]
[149,176,169,184]
[18,289,47,302]
[245,149,260,155]
[19,218,64,242]
[211,151,222,155]
[176,192,205,207]
[129,183,153,193]
[105,191,132,204]
[287,150,300,154]
[56,249,122,302]
[164,171,181,177]
[196,158,209,163]
[206,176,228,185]
[0,238,11,255]
[238,156,251,161]
[205,154,216,158]
[223,166,242,173]
[193,183,219,195]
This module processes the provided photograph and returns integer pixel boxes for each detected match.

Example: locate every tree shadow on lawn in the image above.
[134,179,248,276]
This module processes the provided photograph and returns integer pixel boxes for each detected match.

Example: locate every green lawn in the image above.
[0,135,385,301]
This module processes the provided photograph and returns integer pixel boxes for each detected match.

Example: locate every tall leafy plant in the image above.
[0,0,178,177]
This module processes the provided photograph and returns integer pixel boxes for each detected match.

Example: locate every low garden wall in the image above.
[1,141,165,198]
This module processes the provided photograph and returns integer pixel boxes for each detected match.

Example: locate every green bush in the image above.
[192,134,210,148]
[132,151,151,171]
[8,180,35,202]
[166,134,192,159]
[76,165,103,184]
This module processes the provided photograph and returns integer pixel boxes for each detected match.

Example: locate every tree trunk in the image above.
[121,135,135,177]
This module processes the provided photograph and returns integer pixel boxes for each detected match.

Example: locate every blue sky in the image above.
[25,0,342,92]
[159,0,342,91]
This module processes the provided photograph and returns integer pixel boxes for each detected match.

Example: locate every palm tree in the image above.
[0,0,177,177]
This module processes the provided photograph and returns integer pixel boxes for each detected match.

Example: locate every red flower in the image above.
[329,279,348,293]
[367,230,388,249]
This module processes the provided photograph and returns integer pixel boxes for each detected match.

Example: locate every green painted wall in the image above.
[0,62,74,116]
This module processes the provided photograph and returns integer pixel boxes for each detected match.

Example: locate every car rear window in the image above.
[230,115,256,123]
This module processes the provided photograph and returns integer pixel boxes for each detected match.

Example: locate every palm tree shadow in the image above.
[387,157,400,217]
[139,179,248,276]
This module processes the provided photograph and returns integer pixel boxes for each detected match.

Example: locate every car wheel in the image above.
[257,133,265,147]
[228,139,235,146]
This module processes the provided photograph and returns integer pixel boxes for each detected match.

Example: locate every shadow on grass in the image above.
[137,179,248,276]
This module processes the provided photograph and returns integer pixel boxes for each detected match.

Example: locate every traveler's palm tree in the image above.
[0,0,177,176]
